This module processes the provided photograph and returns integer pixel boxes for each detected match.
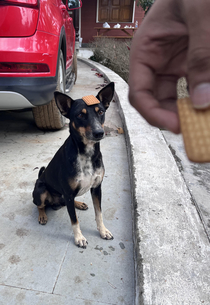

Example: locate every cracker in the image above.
[177,97,210,162]
[82,95,100,106]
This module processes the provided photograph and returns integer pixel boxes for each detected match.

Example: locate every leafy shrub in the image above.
[89,38,131,83]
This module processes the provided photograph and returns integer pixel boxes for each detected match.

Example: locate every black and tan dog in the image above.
[32,82,114,248]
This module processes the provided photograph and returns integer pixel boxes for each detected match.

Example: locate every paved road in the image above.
[162,130,210,241]
[0,61,135,304]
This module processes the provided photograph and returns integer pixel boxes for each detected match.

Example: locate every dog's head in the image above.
[54,82,115,144]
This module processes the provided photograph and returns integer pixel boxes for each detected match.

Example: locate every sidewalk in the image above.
[79,56,210,304]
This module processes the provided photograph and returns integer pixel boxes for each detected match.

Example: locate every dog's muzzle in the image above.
[92,129,104,141]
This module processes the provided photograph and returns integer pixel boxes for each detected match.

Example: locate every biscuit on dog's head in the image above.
[82,95,100,106]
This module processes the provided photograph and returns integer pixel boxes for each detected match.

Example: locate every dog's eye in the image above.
[98,110,104,116]
[77,113,84,119]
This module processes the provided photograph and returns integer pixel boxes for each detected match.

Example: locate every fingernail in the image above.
[191,83,210,109]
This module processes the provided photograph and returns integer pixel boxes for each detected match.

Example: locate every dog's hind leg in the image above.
[37,192,49,225]
[91,185,113,240]
[32,180,51,225]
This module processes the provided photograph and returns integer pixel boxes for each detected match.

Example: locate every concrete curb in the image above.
[78,57,210,305]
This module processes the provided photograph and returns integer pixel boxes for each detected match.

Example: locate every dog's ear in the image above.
[96,82,115,110]
[54,91,74,118]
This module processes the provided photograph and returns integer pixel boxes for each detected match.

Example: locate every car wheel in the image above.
[32,50,66,130]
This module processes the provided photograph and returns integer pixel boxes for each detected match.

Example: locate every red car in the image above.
[0,0,81,130]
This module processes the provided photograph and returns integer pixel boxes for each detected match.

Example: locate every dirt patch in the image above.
[2,212,15,221]
[16,228,29,237]
[9,255,21,265]
[0,244,5,250]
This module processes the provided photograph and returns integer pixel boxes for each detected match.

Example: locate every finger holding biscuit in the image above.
[129,0,210,133]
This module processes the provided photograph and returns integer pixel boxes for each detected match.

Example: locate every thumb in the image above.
[185,0,210,109]
[190,83,210,109]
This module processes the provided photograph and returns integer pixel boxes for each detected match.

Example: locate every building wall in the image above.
[81,0,144,44]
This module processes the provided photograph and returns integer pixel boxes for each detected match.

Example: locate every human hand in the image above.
[129,0,210,134]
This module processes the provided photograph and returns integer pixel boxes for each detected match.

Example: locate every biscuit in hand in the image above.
[177,97,210,163]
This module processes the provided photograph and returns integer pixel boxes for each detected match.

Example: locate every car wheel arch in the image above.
[56,26,67,79]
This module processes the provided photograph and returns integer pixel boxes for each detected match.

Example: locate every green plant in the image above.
[137,0,155,15]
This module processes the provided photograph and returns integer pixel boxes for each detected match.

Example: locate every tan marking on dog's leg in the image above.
[40,192,47,205]
[74,200,88,210]
[38,207,48,225]
[92,196,113,240]
[72,220,88,248]
[37,191,49,225]
[69,178,79,191]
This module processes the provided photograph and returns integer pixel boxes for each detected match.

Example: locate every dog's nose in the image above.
[93,129,104,140]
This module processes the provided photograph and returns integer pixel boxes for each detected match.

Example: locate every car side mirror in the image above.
[67,0,82,10]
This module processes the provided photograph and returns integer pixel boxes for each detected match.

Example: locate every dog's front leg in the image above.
[65,195,88,248]
[91,185,113,240]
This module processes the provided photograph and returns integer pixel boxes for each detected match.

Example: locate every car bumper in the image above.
[0,31,59,78]
[0,76,57,109]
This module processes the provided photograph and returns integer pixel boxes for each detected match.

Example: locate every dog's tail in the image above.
[38,166,46,178]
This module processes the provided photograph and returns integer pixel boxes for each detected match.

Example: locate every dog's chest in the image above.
[75,154,104,197]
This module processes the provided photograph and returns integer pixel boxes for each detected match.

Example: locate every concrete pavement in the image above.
[0,52,210,304]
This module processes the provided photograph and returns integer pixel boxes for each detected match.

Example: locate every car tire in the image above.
[32,50,66,130]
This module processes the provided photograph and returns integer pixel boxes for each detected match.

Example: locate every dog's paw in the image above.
[74,200,88,210]
[75,234,88,248]
[99,227,114,240]
[38,215,48,225]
